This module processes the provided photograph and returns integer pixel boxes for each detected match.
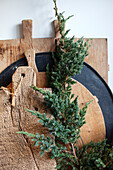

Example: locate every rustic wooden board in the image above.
[0,67,56,170]
[0,91,39,170]
[0,20,108,83]
[84,38,108,82]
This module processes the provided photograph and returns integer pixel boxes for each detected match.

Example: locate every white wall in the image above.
[0,0,113,92]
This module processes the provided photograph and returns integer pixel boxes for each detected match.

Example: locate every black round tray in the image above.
[0,52,113,143]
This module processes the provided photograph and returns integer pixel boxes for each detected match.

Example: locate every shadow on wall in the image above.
[16,24,23,39]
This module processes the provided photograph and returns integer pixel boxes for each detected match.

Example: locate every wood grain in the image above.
[84,38,108,82]
[0,90,39,170]
[0,66,56,170]
[24,49,48,88]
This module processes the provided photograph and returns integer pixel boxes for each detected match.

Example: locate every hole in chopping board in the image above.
[34,107,38,111]
[21,73,25,77]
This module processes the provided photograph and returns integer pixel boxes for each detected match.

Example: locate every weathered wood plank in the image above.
[0,67,56,170]
[84,38,108,82]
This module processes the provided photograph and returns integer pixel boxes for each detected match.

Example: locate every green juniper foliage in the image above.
[17,0,113,169]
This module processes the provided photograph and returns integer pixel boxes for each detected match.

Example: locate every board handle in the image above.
[24,49,47,88]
